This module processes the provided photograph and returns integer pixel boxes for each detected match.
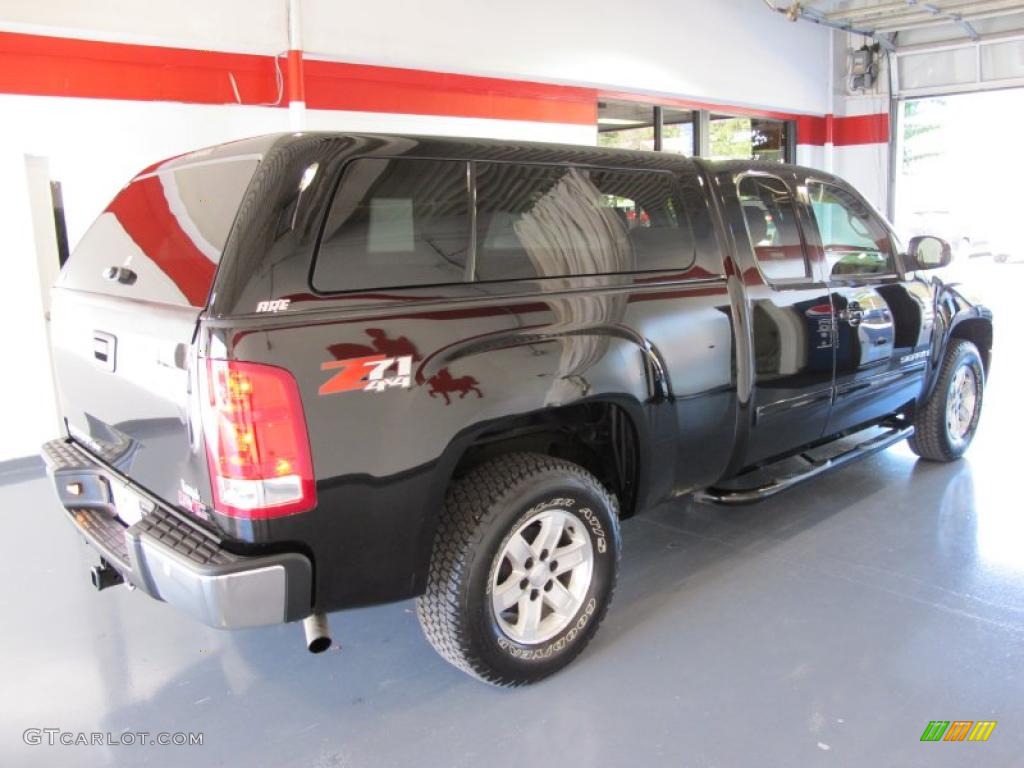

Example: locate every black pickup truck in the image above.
[43,133,992,686]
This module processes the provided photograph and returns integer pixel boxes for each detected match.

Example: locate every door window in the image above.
[808,181,895,279]
[737,175,810,282]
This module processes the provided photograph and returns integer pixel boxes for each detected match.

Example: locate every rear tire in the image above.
[908,339,985,462]
[417,452,621,686]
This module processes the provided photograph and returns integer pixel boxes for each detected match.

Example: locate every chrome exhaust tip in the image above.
[302,613,332,653]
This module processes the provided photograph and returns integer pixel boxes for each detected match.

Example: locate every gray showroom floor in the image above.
[2,262,1022,768]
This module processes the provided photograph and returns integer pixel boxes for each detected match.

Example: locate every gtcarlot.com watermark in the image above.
[24,729,203,747]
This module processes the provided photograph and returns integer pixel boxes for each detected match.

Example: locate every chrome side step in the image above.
[695,421,914,505]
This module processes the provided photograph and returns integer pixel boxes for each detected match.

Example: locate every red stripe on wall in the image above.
[0,31,280,105]
[303,59,597,125]
[796,113,888,147]
[0,31,595,124]
[795,115,828,146]
[0,30,888,143]
[833,113,889,146]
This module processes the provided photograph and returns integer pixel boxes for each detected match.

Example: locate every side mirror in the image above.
[906,235,952,270]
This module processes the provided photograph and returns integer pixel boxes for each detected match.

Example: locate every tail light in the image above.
[201,359,316,519]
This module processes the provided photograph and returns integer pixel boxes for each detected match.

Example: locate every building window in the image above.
[709,114,790,163]
[597,100,695,155]
[661,107,695,156]
[598,101,792,162]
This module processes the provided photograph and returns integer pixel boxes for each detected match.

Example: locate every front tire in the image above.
[417,452,621,686]
[908,339,985,461]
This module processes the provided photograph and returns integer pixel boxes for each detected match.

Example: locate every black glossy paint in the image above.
[48,133,993,614]
[713,167,834,464]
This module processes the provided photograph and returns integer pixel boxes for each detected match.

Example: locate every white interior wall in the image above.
[0,0,286,54]
[2,0,832,115]
[836,92,891,217]
[830,31,892,216]
[300,0,831,115]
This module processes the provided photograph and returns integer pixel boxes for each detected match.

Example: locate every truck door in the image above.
[802,178,929,436]
[722,170,835,464]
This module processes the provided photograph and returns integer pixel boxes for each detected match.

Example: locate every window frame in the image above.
[311,155,701,295]
[596,101,698,155]
[734,170,817,287]
[802,177,901,284]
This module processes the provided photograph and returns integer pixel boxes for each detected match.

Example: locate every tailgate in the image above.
[49,150,261,512]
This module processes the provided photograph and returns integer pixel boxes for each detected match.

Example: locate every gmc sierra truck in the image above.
[43,133,992,686]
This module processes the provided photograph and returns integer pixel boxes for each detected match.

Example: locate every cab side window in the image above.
[807,181,895,279]
[737,175,810,283]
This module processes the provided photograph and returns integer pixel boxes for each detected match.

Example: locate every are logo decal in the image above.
[319,355,413,395]
[255,299,291,313]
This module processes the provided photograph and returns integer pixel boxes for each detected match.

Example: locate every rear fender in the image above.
[406,324,667,595]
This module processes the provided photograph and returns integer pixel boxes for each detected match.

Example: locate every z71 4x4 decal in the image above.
[319,353,485,403]
[319,355,413,395]
[319,329,485,403]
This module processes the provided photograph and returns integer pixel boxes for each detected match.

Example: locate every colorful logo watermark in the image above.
[921,721,997,742]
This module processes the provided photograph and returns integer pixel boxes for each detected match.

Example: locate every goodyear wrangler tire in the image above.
[416,452,621,686]
[908,339,985,462]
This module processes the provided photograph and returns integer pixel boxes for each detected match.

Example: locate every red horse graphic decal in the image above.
[428,369,483,405]
[328,328,421,362]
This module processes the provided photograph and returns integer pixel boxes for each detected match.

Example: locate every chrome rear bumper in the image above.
[43,439,312,629]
